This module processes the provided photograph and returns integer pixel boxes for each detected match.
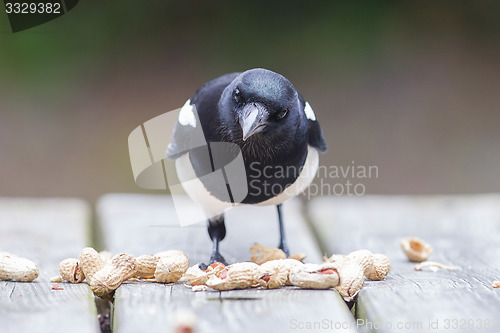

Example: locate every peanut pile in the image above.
[53,244,390,300]
[182,244,391,301]
[57,247,189,296]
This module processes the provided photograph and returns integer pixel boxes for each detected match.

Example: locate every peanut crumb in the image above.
[192,285,208,292]
[414,261,459,271]
[50,275,62,283]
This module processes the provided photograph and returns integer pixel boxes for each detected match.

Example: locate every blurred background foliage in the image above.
[0,0,499,202]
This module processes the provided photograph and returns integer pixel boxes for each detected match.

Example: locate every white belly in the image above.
[175,145,319,218]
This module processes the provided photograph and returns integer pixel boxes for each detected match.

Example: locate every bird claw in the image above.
[279,243,290,257]
[208,252,228,266]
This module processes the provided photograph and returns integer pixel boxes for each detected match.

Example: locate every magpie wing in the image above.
[166,72,240,160]
[299,95,327,153]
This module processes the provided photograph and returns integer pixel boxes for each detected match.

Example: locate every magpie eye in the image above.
[233,88,241,103]
[276,109,288,120]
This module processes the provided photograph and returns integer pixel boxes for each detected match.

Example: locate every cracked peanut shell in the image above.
[289,263,340,289]
[58,258,85,283]
[184,262,225,286]
[207,262,259,290]
[400,237,433,262]
[258,259,304,288]
[250,243,286,265]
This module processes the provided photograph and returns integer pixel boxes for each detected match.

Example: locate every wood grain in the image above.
[308,194,500,333]
[97,194,356,333]
[0,198,100,333]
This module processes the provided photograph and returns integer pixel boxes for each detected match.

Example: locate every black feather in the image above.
[166,69,327,204]
[298,94,327,153]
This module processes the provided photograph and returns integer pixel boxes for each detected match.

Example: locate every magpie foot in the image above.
[208,251,228,266]
[276,204,290,257]
[199,253,228,270]
[279,242,290,257]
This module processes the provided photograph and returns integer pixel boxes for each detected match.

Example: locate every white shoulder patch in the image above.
[178,99,197,127]
[304,102,317,121]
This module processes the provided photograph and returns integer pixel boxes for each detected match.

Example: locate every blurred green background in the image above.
[0,1,499,203]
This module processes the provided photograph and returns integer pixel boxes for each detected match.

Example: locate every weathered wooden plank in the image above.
[97,194,356,333]
[0,198,100,333]
[308,195,500,333]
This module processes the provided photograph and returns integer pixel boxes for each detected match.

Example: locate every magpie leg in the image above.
[277,204,290,256]
[207,214,227,265]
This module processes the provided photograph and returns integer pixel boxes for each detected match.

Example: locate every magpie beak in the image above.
[239,103,269,141]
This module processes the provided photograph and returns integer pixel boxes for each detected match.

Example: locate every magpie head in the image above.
[220,68,303,153]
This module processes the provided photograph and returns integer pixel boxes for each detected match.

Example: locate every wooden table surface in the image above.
[0,198,100,333]
[2,194,500,332]
[97,194,355,333]
[309,194,500,333]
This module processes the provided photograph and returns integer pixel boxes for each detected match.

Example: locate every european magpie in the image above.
[167,68,327,264]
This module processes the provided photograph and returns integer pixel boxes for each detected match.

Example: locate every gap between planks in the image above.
[308,194,500,333]
[0,198,100,333]
[97,193,357,333]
